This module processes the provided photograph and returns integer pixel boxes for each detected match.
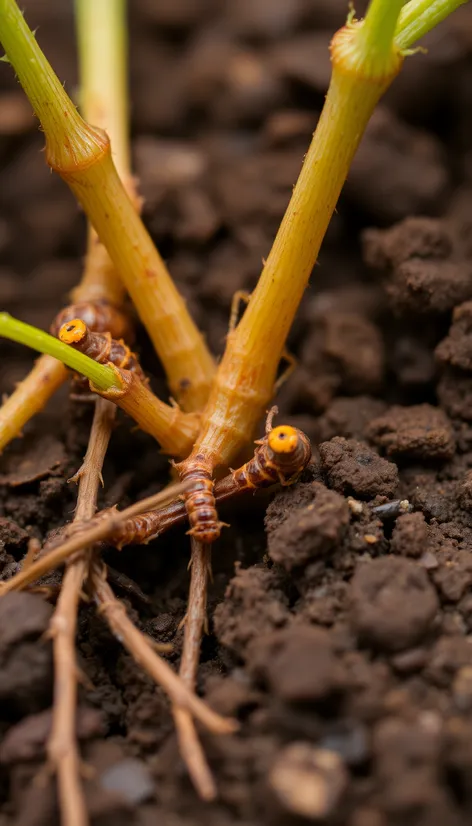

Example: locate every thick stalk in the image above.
[59,149,215,411]
[75,0,130,181]
[0,357,67,452]
[184,0,405,470]
[0,0,216,411]
[0,0,130,451]
[72,0,131,306]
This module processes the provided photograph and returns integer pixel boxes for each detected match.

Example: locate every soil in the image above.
[1,1,472,824]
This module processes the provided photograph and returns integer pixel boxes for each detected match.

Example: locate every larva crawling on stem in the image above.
[58,318,146,383]
[174,407,311,546]
[50,299,131,342]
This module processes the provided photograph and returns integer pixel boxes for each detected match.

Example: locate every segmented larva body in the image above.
[179,456,223,544]
[232,424,311,489]
[176,425,312,546]
[50,299,131,341]
[106,425,312,548]
[111,507,180,549]
[58,318,146,382]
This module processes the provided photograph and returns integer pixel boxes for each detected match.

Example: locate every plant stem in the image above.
[355,0,405,77]
[0,313,200,455]
[0,0,131,453]
[395,0,469,49]
[0,0,215,411]
[97,369,200,456]
[0,314,120,393]
[72,0,132,307]
[60,149,215,411]
[75,0,129,181]
[185,0,404,470]
[0,357,67,452]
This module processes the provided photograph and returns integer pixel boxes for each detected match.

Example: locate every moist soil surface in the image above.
[2,1,472,825]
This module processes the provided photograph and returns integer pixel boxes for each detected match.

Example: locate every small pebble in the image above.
[348,497,363,515]
[269,743,347,819]
[100,758,155,805]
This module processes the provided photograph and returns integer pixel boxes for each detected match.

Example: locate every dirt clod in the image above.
[213,564,289,658]
[248,625,346,703]
[319,438,399,499]
[0,592,53,716]
[350,557,439,651]
[436,300,472,370]
[390,512,430,558]
[267,481,350,570]
[367,404,455,460]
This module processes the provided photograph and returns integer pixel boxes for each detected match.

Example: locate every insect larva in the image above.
[50,298,131,341]
[58,318,146,382]
[111,503,183,549]
[177,456,225,544]
[115,422,312,548]
[179,421,312,544]
[231,424,312,491]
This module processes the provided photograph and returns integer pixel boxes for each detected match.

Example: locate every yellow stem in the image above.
[187,11,403,469]
[72,0,132,307]
[62,147,216,410]
[96,368,200,457]
[0,0,216,411]
[75,0,129,180]
[0,356,67,452]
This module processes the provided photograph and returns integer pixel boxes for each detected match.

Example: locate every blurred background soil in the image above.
[2,1,472,824]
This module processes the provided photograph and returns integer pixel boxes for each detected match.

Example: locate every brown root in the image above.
[47,398,116,826]
[91,562,236,736]
[173,539,218,800]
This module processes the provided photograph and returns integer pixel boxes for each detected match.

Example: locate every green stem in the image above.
[0,314,121,392]
[395,0,469,49]
[357,0,405,69]
[0,0,99,169]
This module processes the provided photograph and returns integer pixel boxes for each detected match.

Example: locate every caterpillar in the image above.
[58,318,146,382]
[178,456,224,544]
[230,423,312,491]
[50,298,131,341]
[176,416,311,545]
[109,421,312,548]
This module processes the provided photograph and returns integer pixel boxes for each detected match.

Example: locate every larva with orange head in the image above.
[175,411,312,546]
[58,319,146,382]
[108,423,312,548]
[50,298,131,341]
[231,424,312,490]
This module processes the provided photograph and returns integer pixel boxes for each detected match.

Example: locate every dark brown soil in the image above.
[2,1,472,824]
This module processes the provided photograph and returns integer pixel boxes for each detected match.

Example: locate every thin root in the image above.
[173,538,218,800]
[0,480,192,594]
[91,562,236,736]
[47,398,116,826]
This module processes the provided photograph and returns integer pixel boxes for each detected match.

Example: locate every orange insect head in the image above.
[59,318,87,344]
[268,425,299,454]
